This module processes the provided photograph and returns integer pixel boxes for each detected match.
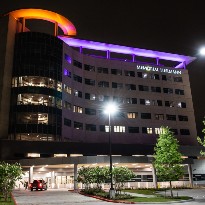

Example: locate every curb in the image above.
[11,193,18,205]
[79,192,135,204]
[77,191,195,204]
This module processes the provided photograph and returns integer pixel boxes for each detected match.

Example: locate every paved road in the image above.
[12,188,205,205]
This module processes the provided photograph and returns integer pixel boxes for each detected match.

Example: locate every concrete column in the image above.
[54,22,58,36]
[156,57,159,65]
[29,166,33,183]
[132,54,135,62]
[106,50,110,59]
[74,164,78,190]
[188,164,193,188]
[21,17,25,32]
[152,164,157,188]
[51,171,55,188]
[79,46,83,54]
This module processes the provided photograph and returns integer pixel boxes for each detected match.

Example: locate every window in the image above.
[113,97,124,103]
[166,114,176,121]
[73,90,82,98]
[64,68,71,77]
[64,85,71,94]
[155,114,164,120]
[64,118,71,127]
[151,86,161,93]
[85,108,96,115]
[139,85,149,91]
[114,126,125,132]
[142,127,152,134]
[145,100,151,105]
[85,78,95,86]
[156,100,163,106]
[155,127,165,134]
[125,84,136,90]
[84,64,95,72]
[175,89,184,95]
[73,60,82,68]
[64,101,71,110]
[99,125,106,132]
[98,81,109,88]
[140,99,152,105]
[177,102,186,108]
[150,74,160,80]
[165,101,174,107]
[74,121,83,130]
[85,93,96,100]
[163,88,173,94]
[73,74,82,83]
[128,127,139,133]
[112,82,123,89]
[141,113,151,119]
[86,124,96,131]
[143,73,148,78]
[127,112,138,119]
[178,115,188,121]
[162,75,172,81]
[137,72,142,78]
[174,76,183,82]
[180,129,190,135]
[111,68,122,75]
[97,67,108,74]
[170,129,178,135]
[73,105,83,113]
[126,98,137,104]
[124,70,135,77]
[65,54,72,64]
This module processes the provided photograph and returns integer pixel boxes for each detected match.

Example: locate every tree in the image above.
[153,127,184,198]
[197,118,205,155]
[113,166,135,193]
[0,162,23,201]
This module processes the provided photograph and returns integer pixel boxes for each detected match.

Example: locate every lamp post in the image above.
[104,103,117,199]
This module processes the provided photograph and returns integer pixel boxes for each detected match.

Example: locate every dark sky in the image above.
[1,0,205,136]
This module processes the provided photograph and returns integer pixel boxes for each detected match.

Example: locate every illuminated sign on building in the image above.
[136,65,182,75]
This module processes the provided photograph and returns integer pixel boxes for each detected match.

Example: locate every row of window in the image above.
[64,118,190,135]
[67,72,185,94]
[64,103,188,121]
[71,60,183,82]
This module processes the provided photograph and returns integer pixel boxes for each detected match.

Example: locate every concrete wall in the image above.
[0,15,16,138]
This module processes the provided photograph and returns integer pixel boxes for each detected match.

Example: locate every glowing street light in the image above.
[199,47,205,56]
[104,102,118,199]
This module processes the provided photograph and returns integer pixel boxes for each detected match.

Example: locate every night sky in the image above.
[1,0,205,137]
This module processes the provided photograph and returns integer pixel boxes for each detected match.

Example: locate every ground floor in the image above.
[16,155,201,190]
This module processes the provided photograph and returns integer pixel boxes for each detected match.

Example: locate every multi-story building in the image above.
[0,8,203,189]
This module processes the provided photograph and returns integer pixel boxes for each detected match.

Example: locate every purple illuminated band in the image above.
[58,36,196,69]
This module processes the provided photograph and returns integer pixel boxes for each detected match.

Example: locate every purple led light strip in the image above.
[58,36,196,68]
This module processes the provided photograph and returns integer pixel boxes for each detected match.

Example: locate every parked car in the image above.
[29,180,47,191]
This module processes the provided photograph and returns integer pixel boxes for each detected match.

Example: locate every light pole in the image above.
[104,103,117,199]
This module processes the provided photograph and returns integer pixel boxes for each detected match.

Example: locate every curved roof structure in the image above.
[7,9,76,36]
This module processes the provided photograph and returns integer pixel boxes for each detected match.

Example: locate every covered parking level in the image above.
[18,156,194,190]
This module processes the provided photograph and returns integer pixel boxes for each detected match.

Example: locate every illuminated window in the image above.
[143,73,148,78]
[114,126,125,132]
[73,105,83,113]
[27,153,40,157]
[64,85,72,94]
[155,114,164,120]
[177,102,186,108]
[73,90,82,98]
[147,128,153,134]
[54,154,67,157]
[145,100,151,105]
[65,54,72,64]
[105,125,110,132]
[127,112,138,119]
[64,68,71,77]
[155,128,165,134]
[74,121,83,130]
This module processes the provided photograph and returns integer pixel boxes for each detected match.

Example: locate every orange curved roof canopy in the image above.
[8,9,76,36]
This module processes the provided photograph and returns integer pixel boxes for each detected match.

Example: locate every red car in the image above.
[29,180,47,191]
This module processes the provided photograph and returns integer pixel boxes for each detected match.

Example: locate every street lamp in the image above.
[104,102,118,199]
[199,47,205,56]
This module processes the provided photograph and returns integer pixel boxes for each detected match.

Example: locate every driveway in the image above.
[12,188,205,205]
